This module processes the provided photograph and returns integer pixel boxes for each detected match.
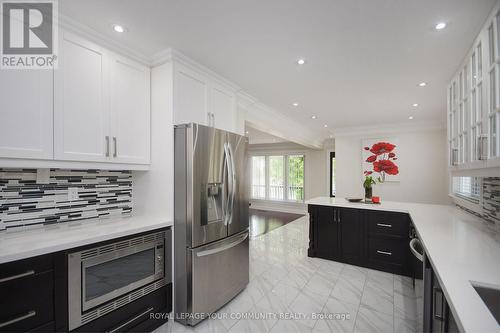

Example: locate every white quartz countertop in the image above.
[307,197,500,333]
[0,215,172,264]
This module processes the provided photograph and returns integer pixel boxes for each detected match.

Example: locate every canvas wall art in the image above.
[362,138,400,182]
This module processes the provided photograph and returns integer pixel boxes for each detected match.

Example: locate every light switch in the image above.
[36,168,50,184]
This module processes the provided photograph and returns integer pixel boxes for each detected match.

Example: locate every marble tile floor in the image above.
[154,216,420,333]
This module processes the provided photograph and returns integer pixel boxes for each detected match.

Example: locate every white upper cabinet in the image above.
[54,31,151,166]
[448,3,500,172]
[172,60,239,133]
[109,54,151,164]
[0,70,53,159]
[210,82,236,133]
[54,31,109,162]
[174,64,209,126]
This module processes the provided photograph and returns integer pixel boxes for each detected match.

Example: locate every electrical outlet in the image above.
[67,187,79,201]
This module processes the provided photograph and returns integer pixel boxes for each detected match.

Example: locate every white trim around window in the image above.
[249,152,306,203]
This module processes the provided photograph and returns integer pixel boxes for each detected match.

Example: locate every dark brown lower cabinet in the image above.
[308,204,413,277]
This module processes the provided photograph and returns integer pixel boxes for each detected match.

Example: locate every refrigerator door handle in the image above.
[196,232,248,257]
[227,142,236,224]
[223,143,232,226]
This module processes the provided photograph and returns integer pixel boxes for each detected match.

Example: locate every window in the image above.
[268,156,284,200]
[251,156,266,199]
[453,177,481,201]
[250,154,305,202]
[288,155,304,201]
[330,152,336,197]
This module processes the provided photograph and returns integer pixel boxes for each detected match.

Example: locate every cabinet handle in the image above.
[0,269,35,283]
[105,136,110,157]
[337,210,341,223]
[0,310,36,328]
[113,137,117,157]
[332,209,337,223]
[211,113,215,126]
[207,112,212,126]
[377,223,392,228]
[433,287,445,321]
[377,250,392,256]
[478,136,487,160]
[451,148,458,165]
[106,307,153,333]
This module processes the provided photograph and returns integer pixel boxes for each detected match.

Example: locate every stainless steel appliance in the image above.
[174,123,249,326]
[68,230,171,330]
[409,224,424,332]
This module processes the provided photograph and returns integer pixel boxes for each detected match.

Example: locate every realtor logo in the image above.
[1,0,58,69]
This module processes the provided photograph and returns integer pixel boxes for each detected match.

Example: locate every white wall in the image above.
[335,129,450,204]
[133,62,174,219]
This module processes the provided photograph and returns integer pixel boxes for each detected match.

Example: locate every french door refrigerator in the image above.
[174,123,249,326]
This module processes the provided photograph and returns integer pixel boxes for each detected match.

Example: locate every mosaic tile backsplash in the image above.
[483,177,500,225]
[0,169,132,231]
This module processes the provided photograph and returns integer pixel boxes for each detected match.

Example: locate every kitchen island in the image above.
[306,197,500,333]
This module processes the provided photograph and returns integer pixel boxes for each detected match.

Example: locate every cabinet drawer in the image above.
[0,254,53,282]
[367,238,407,265]
[0,271,54,332]
[367,211,409,238]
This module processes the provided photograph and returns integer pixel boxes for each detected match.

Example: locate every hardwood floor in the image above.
[249,208,304,238]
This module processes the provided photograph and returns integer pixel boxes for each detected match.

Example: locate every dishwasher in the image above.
[409,223,424,332]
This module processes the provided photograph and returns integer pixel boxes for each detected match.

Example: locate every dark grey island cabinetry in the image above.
[308,204,413,276]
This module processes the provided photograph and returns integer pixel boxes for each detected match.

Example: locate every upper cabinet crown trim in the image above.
[58,14,151,66]
[152,48,241,92]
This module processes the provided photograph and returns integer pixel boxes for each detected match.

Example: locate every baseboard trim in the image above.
[249,200,307,215]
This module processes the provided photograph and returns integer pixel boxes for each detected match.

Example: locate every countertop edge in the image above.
[0,217,173,264]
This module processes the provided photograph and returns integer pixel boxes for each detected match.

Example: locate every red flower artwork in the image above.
[373,160,399,175]
[366,155,377,163]
[363,140,399,182]
[370,142,396,155]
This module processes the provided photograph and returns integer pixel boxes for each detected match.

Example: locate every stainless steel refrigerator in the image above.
[174,123,249,326]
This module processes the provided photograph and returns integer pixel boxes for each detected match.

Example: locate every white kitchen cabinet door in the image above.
[0,70,53,159]
[54,31,110,162]
[109,54,151,164]
[210,82,236,133]
[173,64,209,126]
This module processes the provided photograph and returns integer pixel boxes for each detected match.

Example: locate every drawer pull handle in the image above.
[377,250,392,256]
[0,270,35,283]
[377,223,392,228]
[106,307,153,333]
[0,310,36,328]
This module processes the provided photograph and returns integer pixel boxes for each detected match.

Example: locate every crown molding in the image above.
[151,48,241,91]
[332,120,445,138]
[58,14,151,65]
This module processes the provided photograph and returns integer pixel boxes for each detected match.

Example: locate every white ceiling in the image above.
[245,125,288,145]
[61,0,497,136]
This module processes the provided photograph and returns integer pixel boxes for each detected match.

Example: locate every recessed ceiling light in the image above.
[113,24,125,33]
[245,131,249,134]
[418,82,427,87]
[297,59,306,65]
[412,103,419,107]
[409,116,414,120]
[292,102,299,107]
[324,124,328,128]
[311,115,317,119]
[329,135,333,138]
[435,22,447,30]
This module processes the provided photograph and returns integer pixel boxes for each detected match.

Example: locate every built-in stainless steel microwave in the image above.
[68,229,171,330]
